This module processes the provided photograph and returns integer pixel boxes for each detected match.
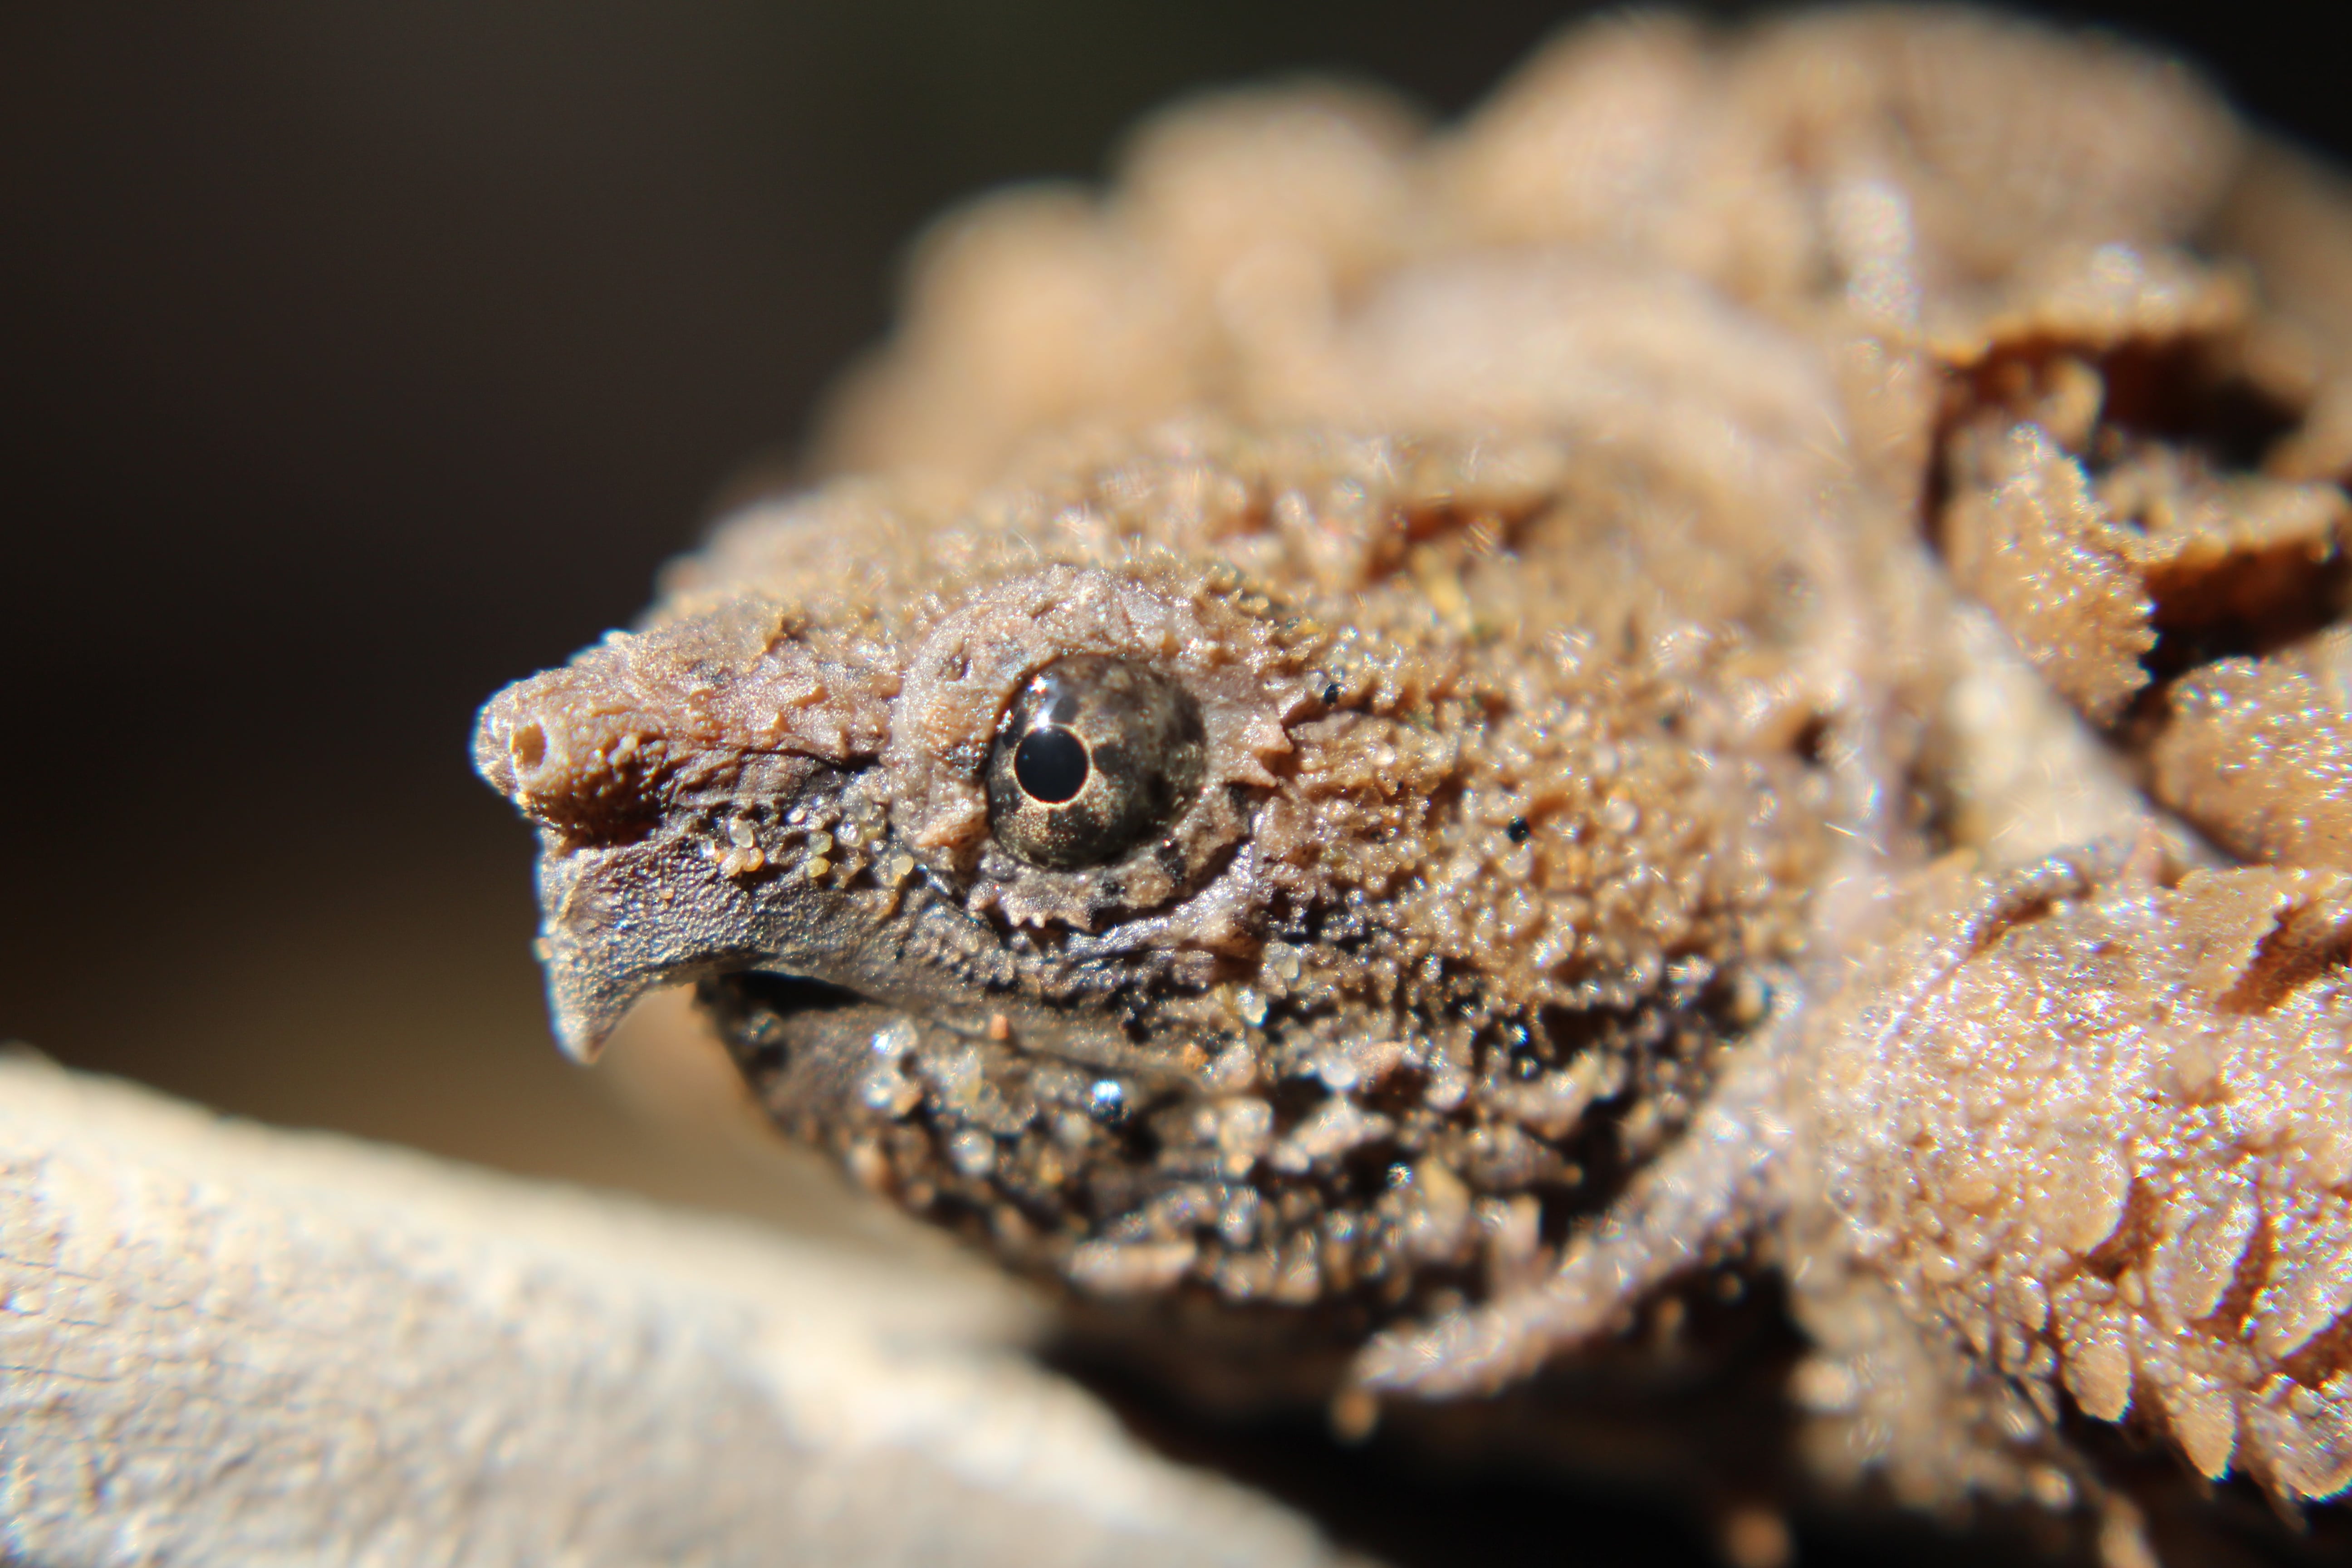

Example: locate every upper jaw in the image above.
[475,674,846,1060]
[469,609,887,1059]
[512,789,1141,1070]
[530,824,793,1062]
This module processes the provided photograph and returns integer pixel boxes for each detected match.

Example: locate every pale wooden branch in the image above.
[0,1053,1344,1567]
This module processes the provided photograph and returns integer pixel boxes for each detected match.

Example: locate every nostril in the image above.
[476,666,672,838]
[510,721,549,774]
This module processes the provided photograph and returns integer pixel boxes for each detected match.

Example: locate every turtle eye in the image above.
[986,655,1206,870]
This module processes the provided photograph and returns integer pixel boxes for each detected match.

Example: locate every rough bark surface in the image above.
[0,1054,1345,1568]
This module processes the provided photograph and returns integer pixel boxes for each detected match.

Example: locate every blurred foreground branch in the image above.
[0,1053,1342,1567]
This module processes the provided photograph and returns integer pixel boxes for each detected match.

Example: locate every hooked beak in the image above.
[530,829,785,1061]
[474,657,824,1061]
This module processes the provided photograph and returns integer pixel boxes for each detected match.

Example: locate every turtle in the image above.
[474,9,2352,1562]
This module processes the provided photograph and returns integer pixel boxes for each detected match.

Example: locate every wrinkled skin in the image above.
[476,9,2352,1563]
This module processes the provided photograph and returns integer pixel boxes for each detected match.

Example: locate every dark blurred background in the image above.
[3,3,2347,1563]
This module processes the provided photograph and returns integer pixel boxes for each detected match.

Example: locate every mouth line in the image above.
[706,960,1214,1093]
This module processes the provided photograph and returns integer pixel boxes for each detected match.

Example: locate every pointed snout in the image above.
[474,660,702,1060]
[474,669,673,839]
[473,604,902,1063]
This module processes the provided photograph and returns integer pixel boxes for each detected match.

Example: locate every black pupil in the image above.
[1014,727,1089,804]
